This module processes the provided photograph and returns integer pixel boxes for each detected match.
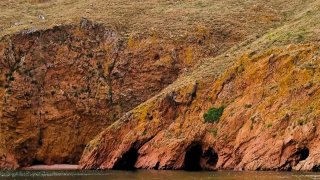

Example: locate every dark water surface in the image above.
[1,170,320,180]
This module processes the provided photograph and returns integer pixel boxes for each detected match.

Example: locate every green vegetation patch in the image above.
[204,106,225,123]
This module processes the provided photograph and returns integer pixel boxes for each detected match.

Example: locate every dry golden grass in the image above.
[0,0,312,39]
[1,0,319,98]
[1,0,319,89]
[152,0,320,96]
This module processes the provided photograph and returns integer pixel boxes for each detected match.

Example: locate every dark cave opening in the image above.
[183,144,202,171]
[283,147,310,171]
[113,147,139,170]
[298,147,309,161]
[203,147,218,168]
[31,159,45,165]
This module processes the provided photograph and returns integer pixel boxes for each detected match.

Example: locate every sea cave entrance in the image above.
[113,147,139,170]
[183,144,218,171]
[183,144,203,171]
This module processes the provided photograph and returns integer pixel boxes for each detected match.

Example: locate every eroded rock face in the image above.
[0,18,245,169]
[80,44,320,171]
[0,20,176,168]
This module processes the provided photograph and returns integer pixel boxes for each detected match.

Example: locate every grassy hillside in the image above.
[181,0,320,83]
[0,0,311,38]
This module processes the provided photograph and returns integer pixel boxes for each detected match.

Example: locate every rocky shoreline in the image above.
[21,164,78,170]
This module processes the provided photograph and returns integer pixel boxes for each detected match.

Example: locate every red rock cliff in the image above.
[80,44,320,171]
[0,19,243,169]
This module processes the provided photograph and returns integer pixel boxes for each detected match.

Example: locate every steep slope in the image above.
[80,1,320,171]
[0,6,271,168]
[0,0,318,170]
[0,18,235,169]
[80,43,320,171]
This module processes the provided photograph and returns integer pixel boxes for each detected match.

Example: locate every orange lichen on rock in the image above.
[0,18,244,169]
[80,43,320,171]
